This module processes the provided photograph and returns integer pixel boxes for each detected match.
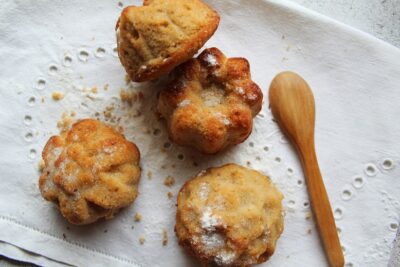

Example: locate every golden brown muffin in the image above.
[116,0,220,82]
[157,48,263,154]
[176,164,284,267]
[38,119,141,225]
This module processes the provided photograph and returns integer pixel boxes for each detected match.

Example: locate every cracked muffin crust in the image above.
[116,0,220,82]
[175,164,284,266]
[157,47,263,154]
[39,119,141,225]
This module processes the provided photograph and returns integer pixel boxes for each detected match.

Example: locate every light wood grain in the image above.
[269,71,344,267]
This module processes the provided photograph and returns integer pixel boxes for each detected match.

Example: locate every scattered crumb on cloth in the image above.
[139,235,145,245]
[134,212,142,222]
[167,192,173,199]
[164,176,175,187]
[120,89,138,105]
[162,229,168,246]
[52,91,64,101]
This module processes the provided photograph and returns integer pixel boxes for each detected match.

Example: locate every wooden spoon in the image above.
[269,71,344,267]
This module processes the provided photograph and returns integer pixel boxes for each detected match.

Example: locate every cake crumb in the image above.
[307,229,312,234]
[134,212,142,222]
[103,106,114,119]
[70,111,76,117]
[147,171,152,180]
[139,235,146,245]
[52,91,64,101]
[104,84,109,91]
[167,192,173,199]
[90,86,98,94]
[305,212,312,220]
[164,176,175,187]
[162,229,168,246]
[120,89,138,105]
[57,112,72,133]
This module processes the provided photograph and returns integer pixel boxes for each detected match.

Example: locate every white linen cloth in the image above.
[0,0,399,266]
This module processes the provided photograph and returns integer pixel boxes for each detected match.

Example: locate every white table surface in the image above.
[292,0,400,47]
[1,0,399,266]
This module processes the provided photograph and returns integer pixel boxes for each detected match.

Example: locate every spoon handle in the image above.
[299,142,344,267]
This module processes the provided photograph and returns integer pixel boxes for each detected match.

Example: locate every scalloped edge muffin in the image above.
[116,0,220,82]
[158,47,263,154]
[176,164,284,266]
[39,119,141,225]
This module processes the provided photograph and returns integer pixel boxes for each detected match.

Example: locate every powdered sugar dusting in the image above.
[197,169,207,177]
[201,207,220,231]
[42,173,55,193]
[201,87,224,107]
[201,232,225,251]
[198,183,209,200]
[41,146,64,193]
[235,87,245,95]
[58,159,78,183]
[214,249,237,266]
[178,99,191,108]
[47,147,63,166]
[103,146,117,154]
[212,195,226,211]
[205,53,217,66]
[215,112,230,126]
[262,228,271,243]
[246,93,258,100]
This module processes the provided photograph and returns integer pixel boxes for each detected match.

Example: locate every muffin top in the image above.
[157,47,263,154]
[116,0,220,82]
[39,119,141,225]
[176,164,284,266]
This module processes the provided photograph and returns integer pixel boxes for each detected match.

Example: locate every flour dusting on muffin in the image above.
[39,119,141,225]
[176,164,284,266]
[158,48,263,154]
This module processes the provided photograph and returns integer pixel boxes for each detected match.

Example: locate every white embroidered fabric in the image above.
[0,0,399,266]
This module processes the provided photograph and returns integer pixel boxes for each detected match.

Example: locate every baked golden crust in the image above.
[116,0,220,82]
[38,119,141,225]
[157,48,263,154]
[175,164,284,267]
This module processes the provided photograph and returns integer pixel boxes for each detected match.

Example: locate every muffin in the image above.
[39,119,141,225]
[176,164,284,266]
[116,0,220,82]
[157,47,263,154]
